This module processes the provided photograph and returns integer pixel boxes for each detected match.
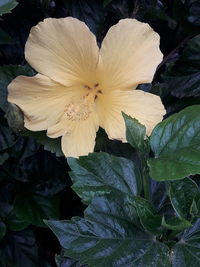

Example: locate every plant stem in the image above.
[143,165,151,201]
[140,152,151,201]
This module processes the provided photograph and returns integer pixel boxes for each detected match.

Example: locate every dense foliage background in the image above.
[0,0,200,266]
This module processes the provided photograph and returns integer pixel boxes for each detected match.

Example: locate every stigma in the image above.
[84,83,102,100]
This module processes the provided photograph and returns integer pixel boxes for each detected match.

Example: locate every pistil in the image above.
[64,83,103,121]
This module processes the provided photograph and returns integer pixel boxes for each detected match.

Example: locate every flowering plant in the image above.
[1,1,200,266]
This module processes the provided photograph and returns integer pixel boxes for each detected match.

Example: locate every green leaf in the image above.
[6,103,26,134]
[46,194,170,267]
[131,196,162,235]
[0,152,9,165]
[0,65,35,112]
[0,221,6,241]
[171,219,200,267]
[161,217,192,231]
[55,252,85,267]
[0,229,40,267]
[189,199,199,217]
[39,0,51,8]
[123,112,147,151]
[14,194,60,227]
[164,35,200,98]
[188,1,200,26]
[168,178,199,218]
[6,210,29,231]
[148,105,200,181]
[151,181,168,211]
[172,0,188,23]
[68,152,142,204]
[0,0,18,16]
[139,0,173,24]
[0,184,13,218]
[165,73,200,98]
[0,28,14,44]
[24,131,63,157]
[103,0,112,7]
[0,125,14,151]
[62,0,104,35]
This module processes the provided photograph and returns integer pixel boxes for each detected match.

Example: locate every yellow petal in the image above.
[98,19,163,91]
[97,90,165,140]
[8,74,82,131]
[25,17,99,86]
[53,112,99,158]
[47,120,67,139]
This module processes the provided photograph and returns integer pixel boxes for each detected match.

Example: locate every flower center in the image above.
[64,83,102,121]
[84,83,102,100]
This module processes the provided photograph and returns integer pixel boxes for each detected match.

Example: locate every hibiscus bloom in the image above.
[8,17,165,157]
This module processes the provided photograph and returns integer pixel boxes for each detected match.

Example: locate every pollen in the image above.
[64,83,103,121]
[64,101,92,121]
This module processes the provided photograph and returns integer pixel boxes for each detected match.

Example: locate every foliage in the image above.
[0,0,18,16]
[1,0,200,266]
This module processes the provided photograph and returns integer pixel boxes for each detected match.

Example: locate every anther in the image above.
[94,83,99,88]
[84,85,91,90]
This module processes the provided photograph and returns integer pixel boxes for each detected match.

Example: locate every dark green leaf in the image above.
[148,105,200,181]
[168,178,199,218]
[0,65,35,112]
[24,131,63,157]
[151,180,168,212]
[0,229,40,267]
[164,35,200,98]
[189,199,199,217]
[56,253,85,267]
[0,28,14,44]
[172,0,188,23]
[103,0,112,7]
[68,152,142,204]
[188,1,200,26]
[6,103,26,134]
[123,112,147,151]
[14,194,60,227]
[131,196,162,235]
[109,0,131,18]
[0,0,18,16]
[0,125,14,151]
[62,0,104,35]
[6,210,29,231]
[46,194,170,267]
[0,152,9,165]
[0,221,6,241]
[139,0,173,24]
[171,219,200,267]
[0,184,13,218]
[165,73,200,98]
[161,217,191,231]
[39,0,51,8]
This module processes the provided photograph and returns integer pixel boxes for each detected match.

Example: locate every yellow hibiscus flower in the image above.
[8,17,165,158]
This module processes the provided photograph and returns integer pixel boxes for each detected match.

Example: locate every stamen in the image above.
[84,85,91,90]
[83,83,103,101]
[64,101,92,121]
